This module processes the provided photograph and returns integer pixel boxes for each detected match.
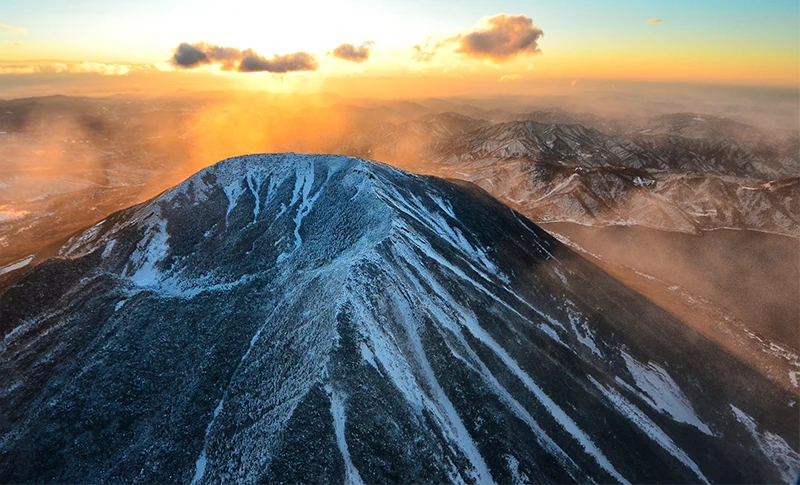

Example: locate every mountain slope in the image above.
[425,120,799,236]
[435,158,800,236]
[434,120,797,180]
[0,154,797,484]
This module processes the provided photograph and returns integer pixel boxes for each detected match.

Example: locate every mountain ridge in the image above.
[0,153,797,484]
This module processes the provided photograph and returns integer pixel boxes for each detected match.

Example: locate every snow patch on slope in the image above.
[325,385,365,485]
[730,405,800,484]
[389,242,585,480]
[566,306,602,357]
[0,255,33,277]
[378,181,503,281]
[223,179,245,223]
[622,353,711,435]
[277,159,331,263]
[505,454,530,484]
[126,216,170,287]
[590,376,709,483]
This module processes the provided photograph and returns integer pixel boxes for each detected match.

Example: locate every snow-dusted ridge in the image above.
[0,153,796,484]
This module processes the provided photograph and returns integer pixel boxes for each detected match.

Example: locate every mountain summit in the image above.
[0,154,796,483]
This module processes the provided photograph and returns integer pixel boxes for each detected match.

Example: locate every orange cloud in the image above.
[412,41,438,62]
[456,14,544,61]
[648,18,662,24]
[70,61,133,76]
[0,65,39,74]
[0,62,140,76]
[332,42,373,63]
[412,14,544,63]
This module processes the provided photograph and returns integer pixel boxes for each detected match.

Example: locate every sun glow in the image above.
[0,0,796,99]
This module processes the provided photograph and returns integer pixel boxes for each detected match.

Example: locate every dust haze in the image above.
[1,85,798,387]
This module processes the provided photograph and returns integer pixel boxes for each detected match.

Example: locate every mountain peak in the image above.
[0,153,796,484]
[56,153,516,303]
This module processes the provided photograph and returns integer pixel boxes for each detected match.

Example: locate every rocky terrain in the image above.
[337,114,800,237]
[0,154,797,483]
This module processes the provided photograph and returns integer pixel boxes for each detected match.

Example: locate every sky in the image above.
[0,0,798,97]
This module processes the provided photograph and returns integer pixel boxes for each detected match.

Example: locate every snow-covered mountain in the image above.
[295,111,799,236]
[0,154,796,483]
[435,159,800,236]
[422,121,799,236]
[433,120,796,180]
[627,112,799,146]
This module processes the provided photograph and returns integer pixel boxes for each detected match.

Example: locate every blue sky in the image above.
[1,0,797,86]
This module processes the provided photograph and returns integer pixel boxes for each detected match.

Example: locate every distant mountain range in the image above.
[1,154,796,483]
[433,117,796,179]
[323,112,799,236]
[1,96,797,270]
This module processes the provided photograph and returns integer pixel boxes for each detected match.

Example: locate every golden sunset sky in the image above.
[1,0,798,98]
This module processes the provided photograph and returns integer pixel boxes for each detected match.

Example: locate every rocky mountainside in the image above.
[430,119,797,180]
[515,110,799,147]
[0,154,796,483]
[434,159,800,236]
[419,121,799,236]
[306,112,799,236]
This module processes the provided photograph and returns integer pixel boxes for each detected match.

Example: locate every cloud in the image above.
[412,14,544,63]
[170,42,318,73]
[0,65,39,75]
[0,62,139,76]
[412,42,437,62]
[0,24,26,33]
[71,61,132,76]
[239,50,318,73]
[647,18,662,24]
[153,61,176,72]
[456,14,544,61]
[171,42,213,68]
[204,45,243,71]
[6,41,22,47]
[332,42,373,63]
[499,74,523,81]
